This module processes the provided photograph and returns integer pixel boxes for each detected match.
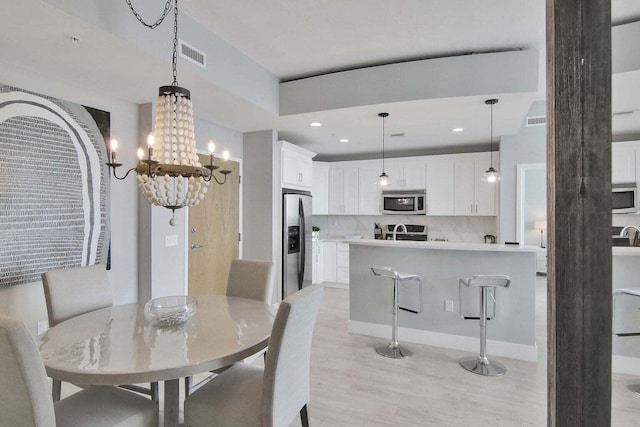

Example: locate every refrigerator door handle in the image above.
[298,198,306,290]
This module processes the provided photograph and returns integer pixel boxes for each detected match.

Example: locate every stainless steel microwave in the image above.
[382,190,426,214]
[612,183,637,214]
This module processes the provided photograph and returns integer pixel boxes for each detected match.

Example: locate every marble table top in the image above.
[40,295,277,385]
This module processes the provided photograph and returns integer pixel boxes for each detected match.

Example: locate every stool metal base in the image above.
[376,343,413,358]
[459,356,506,376]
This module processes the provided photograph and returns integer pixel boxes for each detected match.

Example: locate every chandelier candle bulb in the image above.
[110,139,118,163]
[223,150,229,162]
[137,148,144,161]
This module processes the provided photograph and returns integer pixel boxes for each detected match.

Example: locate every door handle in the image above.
[190,243,203,249]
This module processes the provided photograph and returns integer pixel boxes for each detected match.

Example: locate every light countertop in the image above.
[345,238,541,252]
[612,246,640,256]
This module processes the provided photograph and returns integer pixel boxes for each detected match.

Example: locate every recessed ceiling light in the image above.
[339,138,349,143]
[310,122,322,127]
[452,127,464,132]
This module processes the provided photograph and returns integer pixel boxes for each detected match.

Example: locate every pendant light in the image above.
[482,98,501,183]
[378,112,391,186]
[107,0,231,226]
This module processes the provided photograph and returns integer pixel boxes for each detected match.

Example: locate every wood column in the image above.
[547,0,612,426]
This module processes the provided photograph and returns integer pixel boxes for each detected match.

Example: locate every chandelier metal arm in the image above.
[211,170,232,185]
[106,162,138,180]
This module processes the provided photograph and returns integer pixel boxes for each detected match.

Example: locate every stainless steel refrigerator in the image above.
[282,190,312,298]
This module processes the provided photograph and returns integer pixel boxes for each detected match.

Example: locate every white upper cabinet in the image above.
[312,162,329,215]
[383,160,425,190]
[328,166,359,214]
[281,141,315,190]
[358,164,383,215]
[425,156,455,215]
[612,142,636,184]
[454,152,497,216]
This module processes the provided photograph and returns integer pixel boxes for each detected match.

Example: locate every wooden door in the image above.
[188,155,240,296]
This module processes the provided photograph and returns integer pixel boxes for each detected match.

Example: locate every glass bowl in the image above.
[144,296,197,327]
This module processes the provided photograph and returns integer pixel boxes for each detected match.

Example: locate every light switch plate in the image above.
[445,300,454,312]
[165,235,178,247]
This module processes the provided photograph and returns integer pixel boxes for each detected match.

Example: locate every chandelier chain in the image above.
[172,0,179,86]
[125,0,174,29]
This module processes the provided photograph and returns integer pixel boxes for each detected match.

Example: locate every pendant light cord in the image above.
[489,101,493,168]
[382,115,386,172]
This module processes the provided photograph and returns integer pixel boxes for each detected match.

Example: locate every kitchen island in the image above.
[347,239,540,361]
[612,247,640,375]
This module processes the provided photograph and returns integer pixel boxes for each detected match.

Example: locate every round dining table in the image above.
[39,295,276,427]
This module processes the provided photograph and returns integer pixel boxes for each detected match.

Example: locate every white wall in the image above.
[242,130,282,299]
[0,62,246,335]
[0,63,139,335]
[499,101,546,243]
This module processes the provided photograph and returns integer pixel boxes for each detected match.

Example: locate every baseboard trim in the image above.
[348,320,538,362]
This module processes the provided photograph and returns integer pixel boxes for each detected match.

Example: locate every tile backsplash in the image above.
[313,215,497,243]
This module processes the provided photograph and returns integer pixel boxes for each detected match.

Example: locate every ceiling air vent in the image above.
[179,39,206,69]
[526,115,546,127]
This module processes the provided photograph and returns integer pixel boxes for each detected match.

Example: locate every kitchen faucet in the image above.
[619,225,640,238]
[392,224,407,240]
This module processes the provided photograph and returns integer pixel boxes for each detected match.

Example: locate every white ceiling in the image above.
[2,1,639,159]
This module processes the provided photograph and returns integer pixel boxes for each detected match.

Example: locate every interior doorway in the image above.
[516,163,547,272]
[188,155,241,296]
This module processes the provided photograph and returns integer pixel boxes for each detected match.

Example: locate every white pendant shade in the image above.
[379,172,391,187]
[481,166,502,183]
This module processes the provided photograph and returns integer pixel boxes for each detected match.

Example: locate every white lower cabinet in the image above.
[312,239,324,284]
[322,241,337,283]
[320,241,349,285]
[336,243,350,284]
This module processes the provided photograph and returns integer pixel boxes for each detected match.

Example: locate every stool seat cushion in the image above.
[371,266,419,280]
[460,275,510,288]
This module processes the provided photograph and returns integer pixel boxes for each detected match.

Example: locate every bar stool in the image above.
[613,288,640,394]
[459,274,511,376]
[371,266,423,359]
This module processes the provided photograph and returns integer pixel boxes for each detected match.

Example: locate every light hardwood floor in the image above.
[298,277,639,427]
[61,277,640,426]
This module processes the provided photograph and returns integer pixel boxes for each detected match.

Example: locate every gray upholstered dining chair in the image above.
[185,258,277,397]
[226,258,276,304]
[0,313,158,427]
[184,283,324,427]
[42,265,158,402]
